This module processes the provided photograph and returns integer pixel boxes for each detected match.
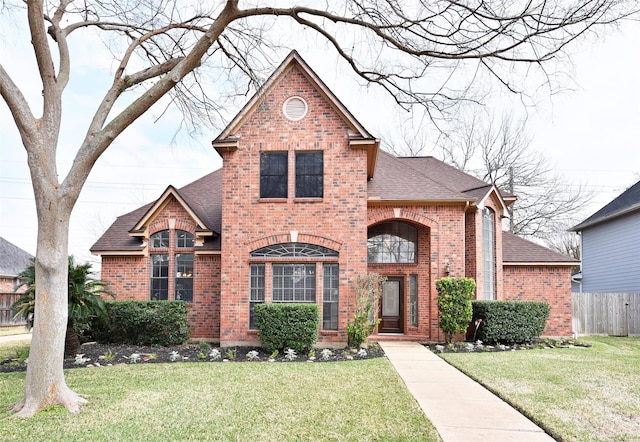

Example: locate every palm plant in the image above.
[12,256,113,357]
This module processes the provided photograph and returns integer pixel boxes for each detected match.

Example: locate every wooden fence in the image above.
[0,292,26,327]
[572,292,640,337]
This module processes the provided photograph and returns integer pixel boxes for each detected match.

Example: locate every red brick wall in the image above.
[219,64,369,346]
[101,255,148,298]
[0,277,18,292]
[367,204,467,342]
[99,196,222,340]
[503,265,573,336]
[465,211,477,283]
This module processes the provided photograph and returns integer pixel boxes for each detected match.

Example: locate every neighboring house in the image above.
[0,237,34,326]
[0,237,33,293]
[92,51,577,345]
[570,179,640,293]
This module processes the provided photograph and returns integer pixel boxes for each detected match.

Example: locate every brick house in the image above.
[91,51,576,345]
[0,237,33,326]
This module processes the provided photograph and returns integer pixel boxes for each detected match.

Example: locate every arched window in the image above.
[150,230,169,248]
[482,207,495,300]
[176,230,194,248]
[249,242,339,331]
[250,242,338,258]
[367,222,417,264]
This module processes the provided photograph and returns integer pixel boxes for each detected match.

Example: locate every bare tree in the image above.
[547,230,581,260]
[435,113,593,239]
[1,0,636,418]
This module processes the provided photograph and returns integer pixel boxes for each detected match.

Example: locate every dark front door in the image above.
[379,277,404,333]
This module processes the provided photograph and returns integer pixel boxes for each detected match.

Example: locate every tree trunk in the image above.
[65,319,81,358]
[12,204,86,417]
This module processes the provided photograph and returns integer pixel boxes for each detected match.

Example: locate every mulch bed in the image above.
[1,341,386,373]
[424,338,590,353]
[2,338,590,373]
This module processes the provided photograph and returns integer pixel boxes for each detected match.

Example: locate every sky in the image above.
[1,9,639,267]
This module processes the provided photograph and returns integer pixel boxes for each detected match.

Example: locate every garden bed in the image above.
[424,337,590,353]
[0,341,385,373]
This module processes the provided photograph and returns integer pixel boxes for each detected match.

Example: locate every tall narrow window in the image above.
[272,264,316,302]
[409,274,418,326]
[151,230,169,248]
[295,151,323,198]
[151,254,169,300]
[323,264,339,330]
[482,207,495,300]
[175,254,194,302]
[260,152,288,198]
[249,264,265,329]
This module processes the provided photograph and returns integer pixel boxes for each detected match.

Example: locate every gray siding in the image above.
[582,211,640,293]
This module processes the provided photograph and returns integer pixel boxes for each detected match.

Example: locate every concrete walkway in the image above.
[0,333,32,344]
[379,341,555,442]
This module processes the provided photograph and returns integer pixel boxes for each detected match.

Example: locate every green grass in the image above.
[0,358,439,441]
[441,337,640,441]
[0,341,30,361]
[0,326,30,337]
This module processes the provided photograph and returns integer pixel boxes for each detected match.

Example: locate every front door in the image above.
[379,277,404,333]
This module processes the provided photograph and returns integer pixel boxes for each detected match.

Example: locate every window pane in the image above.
[295,152,323,198]
[272,264,316,302]
[151,254,168,300]
[175,278,193,302]
[409,274,418,327]
[175,254,193,302]
[249,264,265,329]
[151,230,169,248]
[176,230,194,248]
[260,152,288,198]
[323,263,339,330]
[176,254,193,276]
[482,208,495,300]
[250,242,338,258]
[367,222,417,263]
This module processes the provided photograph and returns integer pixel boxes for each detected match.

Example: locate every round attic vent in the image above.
[283,96,308,121]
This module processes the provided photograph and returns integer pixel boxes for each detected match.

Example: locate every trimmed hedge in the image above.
[254,303,319,352]
[472,300,550,344]
[436,277,476,343]
[91,300,190,346]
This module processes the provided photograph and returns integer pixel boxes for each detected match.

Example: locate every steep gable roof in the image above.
[0,237,34,277]
[91,170,223,253]
[502,232,578,265]
[129,185,213,236]
[212,51,379,178]
[570,179,640,231]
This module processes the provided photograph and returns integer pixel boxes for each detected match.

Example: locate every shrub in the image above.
[472,300,550,344]
[254,303,319,353]
[347,274,386,347]
[91,300,190,346]
[436,277,475,343]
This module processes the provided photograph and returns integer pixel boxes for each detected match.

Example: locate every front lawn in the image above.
[0,358,439,441]
[0,326,30,337]
[440,336,640,441]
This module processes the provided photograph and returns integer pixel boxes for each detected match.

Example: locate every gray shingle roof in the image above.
[367,151,471,202]
[91,170,222,253]
[571,179,640,231]
[0,237,34,276]
[502,232,578,264]
[396,156,516,203]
